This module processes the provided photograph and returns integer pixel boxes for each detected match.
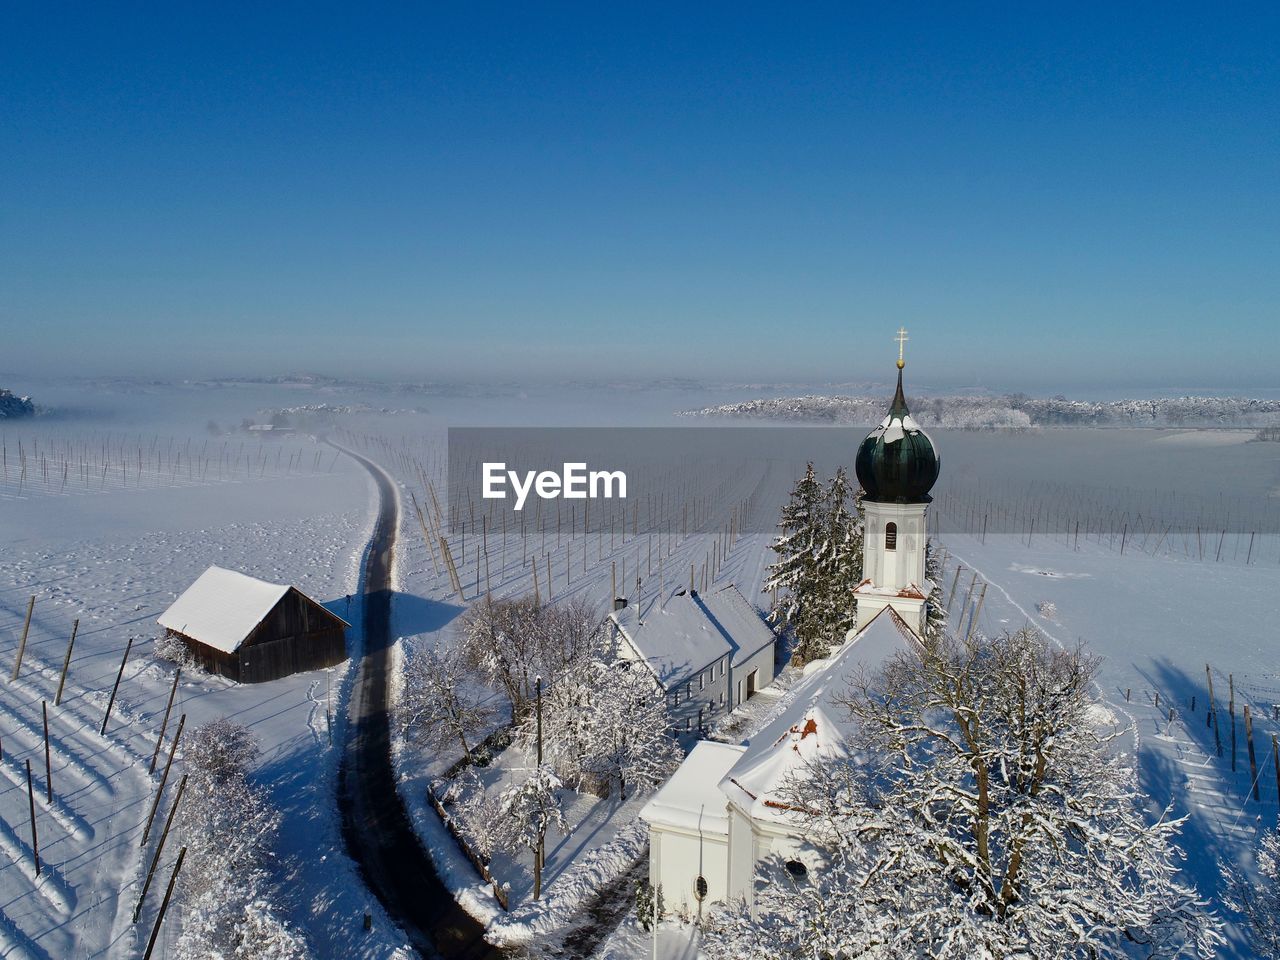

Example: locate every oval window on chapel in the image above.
[785,859,808,880]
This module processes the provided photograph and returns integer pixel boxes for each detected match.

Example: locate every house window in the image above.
[885,522,898,550]
[685,717,691,731]
[687,681,693,698]
[719,691,724,707]
[698,708,703,729]
[699,672,705,691]
[673,690,679,707]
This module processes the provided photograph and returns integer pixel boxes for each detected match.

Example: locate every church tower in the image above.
[852,329,940,637]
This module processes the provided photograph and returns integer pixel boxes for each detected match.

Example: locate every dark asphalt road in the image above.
[336,445,503,960]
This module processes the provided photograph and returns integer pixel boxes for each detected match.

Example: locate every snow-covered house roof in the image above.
[157,565,322,654]
[640,740,745,835]
[607,584,774,689]
[719,606,921,825]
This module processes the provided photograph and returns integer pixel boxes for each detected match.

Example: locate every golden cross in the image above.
[895,327,909,366]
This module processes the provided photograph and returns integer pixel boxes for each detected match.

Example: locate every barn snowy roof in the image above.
[719,606,920,824]
[640,740,745,834]
[608,584,773,688]
[157,566,293,654]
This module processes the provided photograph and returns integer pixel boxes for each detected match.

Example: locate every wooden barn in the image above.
[157,565,349,683]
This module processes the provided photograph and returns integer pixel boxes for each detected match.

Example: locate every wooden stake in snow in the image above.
[1273,733,1280,807]
[11,595,35,682]
[42,700,52,803]
[151,669,181,774]
[101,638,133,736]
[134,774,188,923]
[26,759,39,878]
[143,846,187,960]
[55,619,78,706]
[143,713,185,846]
[1245,705,1259,802]
[1205,664,1215,729]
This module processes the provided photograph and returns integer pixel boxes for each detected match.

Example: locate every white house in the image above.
[641,347,940,914]
[640,605,922,912]
[607,584,777,738]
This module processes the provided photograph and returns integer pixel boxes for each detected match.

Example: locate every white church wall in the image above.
[651,823,730,914]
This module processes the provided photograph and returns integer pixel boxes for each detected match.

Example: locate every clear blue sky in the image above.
[2,3,1277,391]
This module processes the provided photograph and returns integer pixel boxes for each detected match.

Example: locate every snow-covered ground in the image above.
[3,376,1277,959]
[0,392,419,957]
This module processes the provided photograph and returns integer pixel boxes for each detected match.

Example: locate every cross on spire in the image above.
[895,327,909,369]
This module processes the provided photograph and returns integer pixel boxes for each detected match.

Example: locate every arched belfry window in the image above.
[885,522,898,550]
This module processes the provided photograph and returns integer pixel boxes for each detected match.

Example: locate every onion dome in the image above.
[855,364,940,503]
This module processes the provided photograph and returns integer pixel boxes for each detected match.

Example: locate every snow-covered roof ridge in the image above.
[607,584,775,688]
[157,565,301,653]
[718,607,920,823]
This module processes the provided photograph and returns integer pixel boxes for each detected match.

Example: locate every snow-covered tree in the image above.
[815,466,863,646]
[1221,828,1280,958]
[173,719,308,960]
[520,654,679,798]
[398,641,493,762]
[705,628,1222,960]
[765,463,864,664]
[922,539,948,643]
[441,767,504,862]
[498,763,567,900]
[460,594,598,720]
[232,900,309,960]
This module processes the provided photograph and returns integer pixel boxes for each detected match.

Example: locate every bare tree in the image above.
[459,594,598,719]
[398,642,493,762]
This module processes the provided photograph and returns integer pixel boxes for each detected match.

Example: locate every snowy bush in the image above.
[1037,600,1059,620]
[634,879,665,932]
[154,631,199,671]
[704,628,1222,960]
[173,718,309,959]
[1221,828,1280,958]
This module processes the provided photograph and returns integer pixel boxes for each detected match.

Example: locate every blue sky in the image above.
[2,3,1277,391]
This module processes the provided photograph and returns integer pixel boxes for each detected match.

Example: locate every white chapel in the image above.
[640,335,942,914]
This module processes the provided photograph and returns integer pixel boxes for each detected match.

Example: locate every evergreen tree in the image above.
[815,467,863,652]
[765,463,865,664]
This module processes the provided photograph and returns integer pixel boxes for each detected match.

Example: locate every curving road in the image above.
[335,444,503,960]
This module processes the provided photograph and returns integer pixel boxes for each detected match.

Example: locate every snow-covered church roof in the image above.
[158,565,293,653]
[640,740,746,834]
[719,606,921,825]
[607,584,775,689]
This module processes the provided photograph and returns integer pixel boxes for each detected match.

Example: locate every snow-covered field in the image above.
[0,386,422,958]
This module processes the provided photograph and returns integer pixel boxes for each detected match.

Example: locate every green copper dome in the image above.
[855,367,940,503]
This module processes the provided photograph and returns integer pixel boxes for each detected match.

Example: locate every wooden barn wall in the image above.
[172,589,347,684]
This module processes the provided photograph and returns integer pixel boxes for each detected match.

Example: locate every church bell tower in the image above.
[852,329,940,637]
